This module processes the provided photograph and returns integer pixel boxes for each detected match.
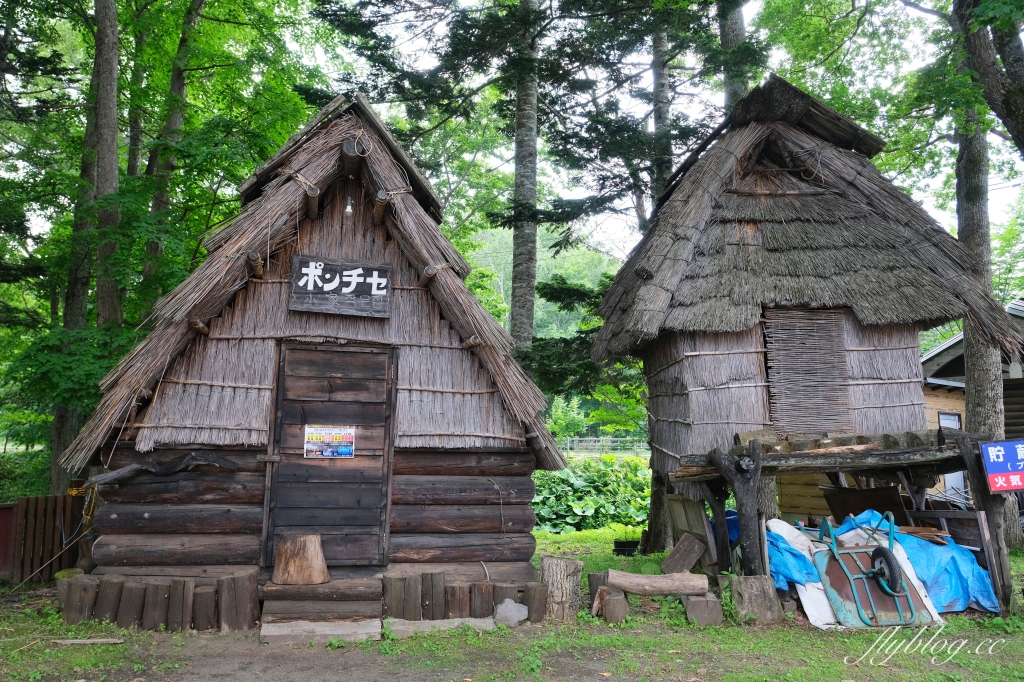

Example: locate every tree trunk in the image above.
[717,0,748,111]
[540,555,583,621]
[757,476,779,520]
[126,31,148,178]
[651,28,672,199]
[510,0,539,349]
[94,0,121,328]
[956,110,1023,550]
[640,468,674,554]
[271,534,330,585]
[140,0,208,306]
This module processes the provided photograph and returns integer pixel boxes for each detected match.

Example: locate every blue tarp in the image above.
[709,509,740,543]
[831,509,998,613]
[766,531,820,590]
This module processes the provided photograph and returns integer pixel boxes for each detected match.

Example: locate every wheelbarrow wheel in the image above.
[871,546,903,595]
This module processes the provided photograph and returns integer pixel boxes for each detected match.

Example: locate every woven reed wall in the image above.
[843,313,926,433]
[137,179,524,451]
[644,326,770,476]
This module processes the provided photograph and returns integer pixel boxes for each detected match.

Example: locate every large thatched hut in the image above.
[593,76,1021,492]
[59,95,563,596]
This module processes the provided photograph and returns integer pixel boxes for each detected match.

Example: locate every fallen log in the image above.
[606,569,707,597]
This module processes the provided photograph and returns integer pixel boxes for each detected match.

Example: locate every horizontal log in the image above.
[279,400,385,426]
[97,472,265,504]
[383,561,537,583]
[276,457,384,483]
[92,565,254,579]
[392,451,535,477]
[388,533,535,563]
[262,579,382,601]
[260,600,382,620]
[94,504,263,534]
[606,569,707,596]
[390,505,536,534]
[391,476,535,505]
[105,447,266,473]
[93,534,260,566]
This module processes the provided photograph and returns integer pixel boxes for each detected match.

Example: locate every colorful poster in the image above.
[980,440,1024,493]
[304,425,356,458]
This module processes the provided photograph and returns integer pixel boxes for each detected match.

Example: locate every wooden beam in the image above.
[709,439,764,577]
[416,265,437,288]
[188,316,209,336]
[373,189,389,226]
[340,137,365,177]
[246,251,263,279]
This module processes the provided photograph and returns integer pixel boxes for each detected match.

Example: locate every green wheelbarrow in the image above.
[812,512,933,628]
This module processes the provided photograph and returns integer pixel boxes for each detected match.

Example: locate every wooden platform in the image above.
[260,577,384,623]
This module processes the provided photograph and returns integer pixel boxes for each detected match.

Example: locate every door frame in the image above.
[260,341,398,568]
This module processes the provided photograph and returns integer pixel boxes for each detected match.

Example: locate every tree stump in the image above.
[403,574,422,621]
[540,556,583,621]
[661,533,706,574]
[603,589,628,624]
[56,568,84,609]
[523,582,547,623]
[142,580,171,631]
[591,585,609,617]
[167,578,195,632]
[444,583,470,618]
[271,533,330,585]
[383,575,406,619]
[587,571,608,607]
[492,582,520,608]
[192,586,217,631]
[63,575,100,624]
[116,582,146,629]
[94,575,125,622]
[422,572,446,620]
[470,582,494,618]
[709,440,764,576]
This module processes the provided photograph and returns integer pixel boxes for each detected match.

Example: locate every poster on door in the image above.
[304,425,356,458]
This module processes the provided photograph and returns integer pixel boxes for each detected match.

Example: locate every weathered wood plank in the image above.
[261,601,383,620]
[105,448,265,473]
[387,533,535,563]
[93,534,261,566]
[283,376,386,402]
[284,348,388,379]
[273,507,381,526]
[319,534,382,565]
[279,401,386,425]
[276,457,384,483]
[263,579,382,601]
[94,504,264,535]
[96,472,265,504]
[390,476,535,505]
[392,451,535,477]
[274,483,384,509]
[389,504,535,534]
[383,561,537,584]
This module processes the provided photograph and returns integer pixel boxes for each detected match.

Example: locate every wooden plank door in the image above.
[268,345,395,566]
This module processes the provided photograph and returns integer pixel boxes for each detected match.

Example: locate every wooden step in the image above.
[262,578,382,601]
[261,599,382,622]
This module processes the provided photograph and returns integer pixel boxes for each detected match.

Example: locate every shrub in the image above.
[531,455,650,533]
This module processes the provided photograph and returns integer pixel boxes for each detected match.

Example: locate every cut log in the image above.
[383,575,406,619]
[389,505,536,534]
[167,578,194,632]
[142,581,171,631]
[387,533,535,563]
[523,582,547,623]
[95,504,264,535]
[540,556,583,622]
[93,575,125,622]
[421,571,446,621]
[232,570,259,630]
[92,534,260,566]
[603,589,628,625]
[606,569,707,596]
[271,534,330,585]
[470,582,494,618]
[115,582,146,628]
[660,534,706,574]
[587,571,608,606]
[444,583,470,618]
[492,582,520,607]
[192,586,217,631]
[56,568,84,608]
[403,574,422,622]
[591,585,609,617]
[64,575,100,624]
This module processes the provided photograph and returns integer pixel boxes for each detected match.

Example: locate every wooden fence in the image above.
[9,494,83,583]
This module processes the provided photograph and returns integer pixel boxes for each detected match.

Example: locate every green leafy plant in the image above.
[326,638,345,651]
[531,456,650,533]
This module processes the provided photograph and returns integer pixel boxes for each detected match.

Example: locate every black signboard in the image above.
[288,254,392,318]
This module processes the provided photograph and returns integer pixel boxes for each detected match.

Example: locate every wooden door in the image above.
[267,345,395,566]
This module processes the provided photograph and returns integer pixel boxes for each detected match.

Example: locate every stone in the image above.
[259,619,381,645]
[494,598,529,627]
[717,575,783,624]
[386,617,495,638]
[684,591,723,626]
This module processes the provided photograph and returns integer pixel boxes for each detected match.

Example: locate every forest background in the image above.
[0,0,1023,506]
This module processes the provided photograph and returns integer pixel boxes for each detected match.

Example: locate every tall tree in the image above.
[717,0,748,109]
[93,0,120,328]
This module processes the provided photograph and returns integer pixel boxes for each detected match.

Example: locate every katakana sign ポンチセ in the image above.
[980,440,1024,494]
[288,255,392,318]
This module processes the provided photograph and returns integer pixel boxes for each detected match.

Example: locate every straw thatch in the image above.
[61,98,563,471]
[593,75,1023,361]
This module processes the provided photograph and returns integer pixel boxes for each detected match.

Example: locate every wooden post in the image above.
[587,571,608,606]
[383,575,406,619]
[444,583,470,618]
[416,265,437,288]
[373,189,389,226]
[93,574,124,622]
[403,574,422,621]
[217,575,237,632]
[142,580,170,631]
[422,571,446,620]
[603,589,628,624]
[56,568,84,608]
[304,184,320,221]
[233,570,259,630]
[709,440,764,576]
[340,137,365,178]
[523,582,547,623]
[701,480,733,574]
[192,586,217,631]
[116,581,146,629]
[540,556,583,622]
[493,582,520,608]
[188,316,209,336]
[661,534,706,574]
[957,436,1013,613]
[246,250,264,279]
[167,578,195,632]
[462,335,482,349]
[63,575,99,624]
[272,533,330,585]
[470,582,493,618]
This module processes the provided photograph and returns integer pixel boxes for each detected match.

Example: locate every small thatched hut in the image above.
[60,95,563,589]
[593,75,1021,484]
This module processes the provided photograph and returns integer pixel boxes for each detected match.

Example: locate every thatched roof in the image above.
[61,97,565,471]
[592,75,1024,361]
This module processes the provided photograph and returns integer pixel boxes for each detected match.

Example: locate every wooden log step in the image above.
[260,600,383,620]
[94,504,264,534]
[263,579,382,601]
[387,533,535,563]
[382,561,536,584]
[392,451,535,477]
[389,504,536,534]
[390,476,535,505]
[97,472,265,504]
[93,534,261,566]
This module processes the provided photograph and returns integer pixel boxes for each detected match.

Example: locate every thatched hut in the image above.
[593,75,1021,496]
[60,95,563,592]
